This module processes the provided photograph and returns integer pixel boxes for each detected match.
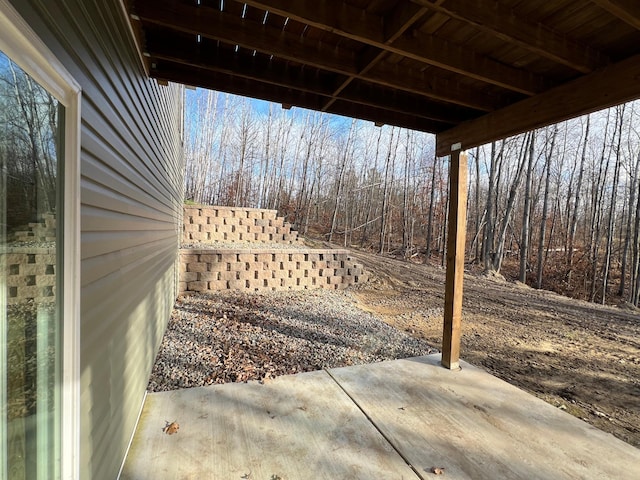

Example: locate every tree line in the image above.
[0,53,59,234]
[184,89,640,307]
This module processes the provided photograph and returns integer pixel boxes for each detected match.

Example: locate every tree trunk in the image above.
[473,146,481,262]
[483,142,498,271]
[536,126,558,289]
[567,115,589,284]
[329,119,356,243]
[361,127,383,247]
[379,127,398,253]
[425,153,438,261]
[619,129,639,296]
[602,105,625,303]
[589,110,613,302]
[402,130,412,257]
[493,133,531,272]
[631,173,640,305]
[519,130,535,283]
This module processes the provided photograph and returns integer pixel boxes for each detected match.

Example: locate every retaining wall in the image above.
[3,214,57,305]
[3,247,57,305]
[180,205,369,294]
[179,248,367,294]
[183,205,302,245]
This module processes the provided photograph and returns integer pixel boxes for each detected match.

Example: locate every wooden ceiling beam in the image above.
[152,62,445,133]
[413,0,608,74]
[152,63,328,111]
[367,62,516,112]
[436,53,640,156]
[136,0,508,110]
[591,0,640,30]
[326,100,450,133]
[240,0,545,94]
[339,82,479,125]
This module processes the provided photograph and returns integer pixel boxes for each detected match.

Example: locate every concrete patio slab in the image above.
[329,354,640,479]
[120,354,640,479]
[120,369,418,479]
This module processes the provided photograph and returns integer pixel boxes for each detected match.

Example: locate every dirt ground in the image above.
[346,250,640,449]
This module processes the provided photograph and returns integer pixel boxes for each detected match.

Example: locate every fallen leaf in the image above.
[431,466,445,475]
[163,421,180,435]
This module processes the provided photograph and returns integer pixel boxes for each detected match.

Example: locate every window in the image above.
[0,1,80,479]
[0,48,63,479]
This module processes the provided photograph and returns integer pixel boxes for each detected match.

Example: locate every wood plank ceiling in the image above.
[126,0,640,155]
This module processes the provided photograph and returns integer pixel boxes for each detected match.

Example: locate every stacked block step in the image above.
[179,205,368,295]
[179,249,368,294]
[183,205,303,245]
[13,213,56,242]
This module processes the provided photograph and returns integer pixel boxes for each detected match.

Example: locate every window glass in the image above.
[1,48,62,480]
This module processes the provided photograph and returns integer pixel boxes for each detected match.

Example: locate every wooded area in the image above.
[0,53,59,232]
[184,89,640,307]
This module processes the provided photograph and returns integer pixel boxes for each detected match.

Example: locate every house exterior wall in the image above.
[8,1,184,478]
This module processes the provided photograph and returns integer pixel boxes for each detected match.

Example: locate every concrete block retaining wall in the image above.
[183,205,303,245]
[179,249,368,294]
[3,247,57,305]
[180,205,369,294]
[3,215,57,305]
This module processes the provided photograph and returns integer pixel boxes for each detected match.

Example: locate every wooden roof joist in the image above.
[240,0,549,94]
[127,0,640,155]
[413,0,608,74]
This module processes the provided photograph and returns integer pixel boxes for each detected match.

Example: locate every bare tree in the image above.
[566,115,590,284]
[519,130,536,283]
[360,126,383,247]
[618,104,638,297]
[425,152,439,260]
[379,126,398,253]
[329,118,356,243]
[588,110,614,302]
[493,133,531,272]
[536,126,558,288]
[601,105,625,302]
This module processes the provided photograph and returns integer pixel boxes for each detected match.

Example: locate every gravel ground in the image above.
[148,289,436,391]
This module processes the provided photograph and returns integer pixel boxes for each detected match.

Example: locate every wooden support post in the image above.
[442,149,468,370]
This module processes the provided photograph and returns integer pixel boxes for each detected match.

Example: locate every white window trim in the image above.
[0,1,81,479]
